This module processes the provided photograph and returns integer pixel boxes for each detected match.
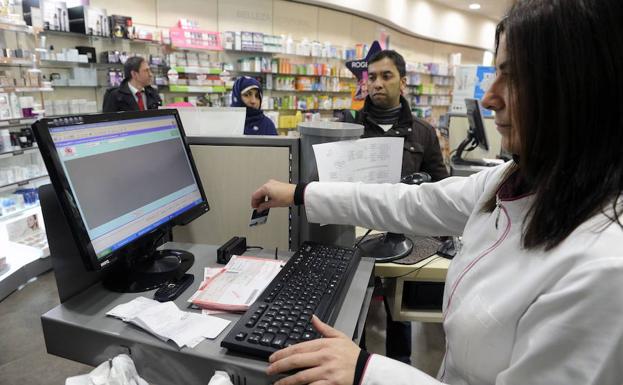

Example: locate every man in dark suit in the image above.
[102,56,162,112]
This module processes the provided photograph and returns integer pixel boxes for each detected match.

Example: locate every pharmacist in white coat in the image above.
[251,1,623,384]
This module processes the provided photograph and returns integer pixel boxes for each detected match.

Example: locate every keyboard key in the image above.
[248,335,260,344]
[260,333,275,346]
[271,334,287,349]
[289,332,301,340]
[235,332,247,341]
[302,332,315,341]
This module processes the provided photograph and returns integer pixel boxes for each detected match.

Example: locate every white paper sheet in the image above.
[312,137,404,183]
[175,107,246,137]
[106,297,231,348]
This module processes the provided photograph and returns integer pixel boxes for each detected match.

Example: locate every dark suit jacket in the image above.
[102,81,162,112]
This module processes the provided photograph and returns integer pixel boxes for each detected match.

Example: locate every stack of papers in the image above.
[189,256,284,312]
[106,297,231,349]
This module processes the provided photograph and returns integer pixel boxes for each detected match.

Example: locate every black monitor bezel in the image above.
[32,109,210,271]
[465,98,489,151]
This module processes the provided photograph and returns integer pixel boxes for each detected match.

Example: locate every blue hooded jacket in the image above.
[231,77,278,135]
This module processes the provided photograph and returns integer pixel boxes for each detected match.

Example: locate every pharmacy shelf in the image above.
[0,203,41,224]
[167,85,227,93]
[51,84,103,88]
[0,147,40,160]
[412,104,451,108]
[0,118,37,127]
[0,86,54,93]
[0,57,34,66]
[0,246,51,302]
[224,49,345,61]
[407,84,453,87]
[170,66,223,75]
[0,175,49,191]
[268,89,351,94]
[231,70,355,80]
[41,29,162,45]
[408,71,454,78]
[0,22,34,34]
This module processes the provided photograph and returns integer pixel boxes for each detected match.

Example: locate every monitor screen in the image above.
[465,98,489,151]
[34,110,209,271]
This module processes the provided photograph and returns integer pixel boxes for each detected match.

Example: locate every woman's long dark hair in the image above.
[483,0,623,250]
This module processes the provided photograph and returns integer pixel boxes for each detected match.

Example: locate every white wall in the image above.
[296,0,498,50]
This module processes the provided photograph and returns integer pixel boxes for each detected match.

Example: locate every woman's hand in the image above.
[266,315,361,385]
[251,179,296,212]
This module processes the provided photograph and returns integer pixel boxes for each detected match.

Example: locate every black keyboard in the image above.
[221,241,360,358]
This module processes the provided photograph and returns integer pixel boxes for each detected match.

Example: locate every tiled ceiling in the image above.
[431,0,514,21]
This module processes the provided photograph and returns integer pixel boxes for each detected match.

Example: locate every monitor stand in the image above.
[357,232,413,263]
[451,133,492,167]
[103,248,194,293]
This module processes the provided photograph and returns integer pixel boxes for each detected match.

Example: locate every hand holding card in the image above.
[249,208,270,227]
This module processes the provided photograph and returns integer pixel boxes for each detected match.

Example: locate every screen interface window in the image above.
[49,116,202,261]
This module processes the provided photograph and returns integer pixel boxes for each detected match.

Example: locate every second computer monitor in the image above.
[465,98,489,151]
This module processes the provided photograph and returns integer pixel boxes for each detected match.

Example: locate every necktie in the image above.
[136,91,145,111]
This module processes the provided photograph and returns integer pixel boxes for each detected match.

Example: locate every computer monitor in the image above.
[451,98,490,166]
[33,109,209,292]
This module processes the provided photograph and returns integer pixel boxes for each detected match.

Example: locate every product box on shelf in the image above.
[240,31,254,51]
[21,0,37,26]
[222,31,235,50]
[38,0,70,32]
[3,210,48,256]
[109,14,132,39]
[68,5,109,36]
[0,93,11,120]
[76,46,96,63]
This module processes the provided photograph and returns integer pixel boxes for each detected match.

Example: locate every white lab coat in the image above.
[304,162,623,385]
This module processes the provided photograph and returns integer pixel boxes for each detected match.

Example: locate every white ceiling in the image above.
[430,0,513,21]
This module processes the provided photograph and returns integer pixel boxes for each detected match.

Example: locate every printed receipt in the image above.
[312,137,404,184]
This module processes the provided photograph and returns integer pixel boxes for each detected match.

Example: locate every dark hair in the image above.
[123,56,146,80]
[368,50,406,77]
[483,0,623,250]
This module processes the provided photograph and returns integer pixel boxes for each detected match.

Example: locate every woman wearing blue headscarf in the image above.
[231,76,278,135]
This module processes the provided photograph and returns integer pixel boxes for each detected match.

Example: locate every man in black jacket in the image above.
[343,50,449,364]
[102,56,162,112]
[342,50,448,181]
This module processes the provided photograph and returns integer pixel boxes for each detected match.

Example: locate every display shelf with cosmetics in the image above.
[0,13,54,294]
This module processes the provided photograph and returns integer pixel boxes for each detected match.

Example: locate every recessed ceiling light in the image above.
[469,3,481,10]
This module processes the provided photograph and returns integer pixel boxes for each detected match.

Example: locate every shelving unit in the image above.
[0,22,52,297]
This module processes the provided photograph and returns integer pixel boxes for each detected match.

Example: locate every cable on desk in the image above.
[383,255,444,279]
[353,228,373,248]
